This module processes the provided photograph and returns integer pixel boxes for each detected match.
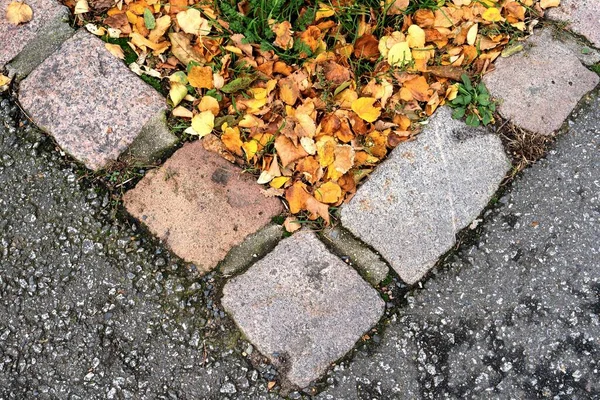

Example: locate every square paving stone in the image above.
[123,141,283,274]
[341,107,510,285]
[547,0,600,48]
[19,30,170,170]
[483,29,599,136]
[0,0,71,70]
[221,231,385,388]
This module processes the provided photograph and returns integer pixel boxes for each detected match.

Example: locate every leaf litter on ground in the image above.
[60,0,561,226]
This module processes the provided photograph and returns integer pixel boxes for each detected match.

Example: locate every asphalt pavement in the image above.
[0,88,598,399]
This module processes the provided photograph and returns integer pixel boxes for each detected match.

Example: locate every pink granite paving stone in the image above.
[483,29,599,136]
[0,0,70,69]
[123,141,283,273]
[547,0,600,48]
[18,30,168,170]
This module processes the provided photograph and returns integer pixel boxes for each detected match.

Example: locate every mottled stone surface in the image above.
[19,30,168,170]
[547,0,600,47]
[221,231,385,388]
[219,223,284,276]
[0,0,70,69]
[123,111,178,164]
[321,225,389,285]
[341,107,509,285]
[124,141,282,273]
[483,29,599,136]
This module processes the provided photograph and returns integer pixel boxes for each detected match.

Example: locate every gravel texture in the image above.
[483,29,599,136]
[341,107,509,285]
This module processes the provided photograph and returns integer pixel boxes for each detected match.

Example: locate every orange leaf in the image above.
[188,66,214,89]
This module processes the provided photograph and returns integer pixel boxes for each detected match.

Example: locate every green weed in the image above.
[449,74,496,127]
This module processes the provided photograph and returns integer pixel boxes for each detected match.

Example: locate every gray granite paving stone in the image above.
[18,30,174,170]
[547,0,600,48]
[221,231,385,388]
[483,29,599,136]
[0,0,71,71]
[341,107,510,285]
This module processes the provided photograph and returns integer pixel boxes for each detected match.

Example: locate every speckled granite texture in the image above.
[18,30,167,170]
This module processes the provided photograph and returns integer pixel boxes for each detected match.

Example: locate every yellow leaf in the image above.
[0,74,10,86]
[270,176,290,189]
[221,124,243,156]
[467,23,478,46]
[190,110,214,137]
[104,43,124,59]
[188,65,214,89]
[74,0,89,14]
[198,95,220,115]
[314,181,342,204]
[242,140,258,161]
[148,15,171,42]
[315,3,335,21]
[176,9,210,36]
[482,7,503,22]
[407,25,425,48]
[316,136,336,167]
[351,97,381,123]
[172,106,193,118]
[169,82,188,106]
[540,0,560,8]
[387,42,412,67]
[6,1,33,24]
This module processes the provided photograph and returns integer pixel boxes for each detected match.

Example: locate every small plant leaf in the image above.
[452,107,466,119]
[143,8,156,30]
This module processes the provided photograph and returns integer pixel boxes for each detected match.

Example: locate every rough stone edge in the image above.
[319,225,389,286]
[5,8,74,80]
[218,223,284,277]
[120,110,178,166]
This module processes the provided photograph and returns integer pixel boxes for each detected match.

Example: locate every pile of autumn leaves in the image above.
[67,0,559,226]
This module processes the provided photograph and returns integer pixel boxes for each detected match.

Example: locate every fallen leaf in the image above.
[407,25,426,48]
[188,65,214,89]
[6,1,33,24]
[198,95,220,115]
[169,32,205,65]
[190,110,215,137]
[104,43,125,59]
[314,181,342,203]
[172,106,193,118]
[74,0,88,14]
[351,97,381,123]
[283,217,301,233]
[272,21,294,50]
[275,135,308,167]
[176,8,210,36]
[540,0,560,8]
[353,34,380,60]
[482,7,503,22]
[221,124,243,156]
[169,82,188,106]
[387,41,412,66]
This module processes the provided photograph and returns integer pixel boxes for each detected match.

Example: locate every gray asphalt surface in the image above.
[0,87,598,400]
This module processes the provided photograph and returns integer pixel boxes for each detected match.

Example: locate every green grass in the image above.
[591,63,600,75]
